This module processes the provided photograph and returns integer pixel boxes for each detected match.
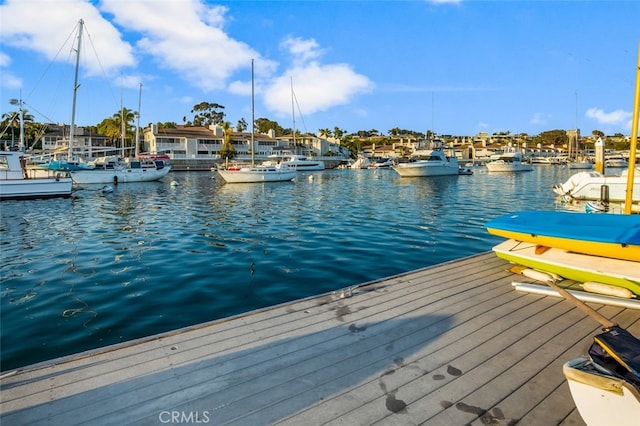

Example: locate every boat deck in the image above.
[2,252,639,425]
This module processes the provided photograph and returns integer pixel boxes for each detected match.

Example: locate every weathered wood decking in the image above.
[1,252,639,425]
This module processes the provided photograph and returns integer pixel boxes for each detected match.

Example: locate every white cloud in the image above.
[585,107,632,127]
[0,51,22,89]
[530,112,550,125]
[263,62,373,118]
[1,0,373,120]
[100,0,269,92]
[0,0,135,76]
[262,36,373,118]
[280,36,324,64]
[0,51,10,68]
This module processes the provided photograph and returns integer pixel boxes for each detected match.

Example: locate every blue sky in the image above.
[1,0,638,137]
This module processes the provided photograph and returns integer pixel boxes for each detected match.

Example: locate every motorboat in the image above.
[263,153,325,171]
[569,158,594,169]
[553,168,640,202]
[485,148,533,172]
[0,151,72,200]
[458,166,473,175]
[369,158,394,168]
[350,154,371,169]
[605,157,629,168]
[392,140,459,177]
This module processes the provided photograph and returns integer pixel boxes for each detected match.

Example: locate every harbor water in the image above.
[1,166,574,371]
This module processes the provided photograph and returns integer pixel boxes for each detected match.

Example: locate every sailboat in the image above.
[568,94,593,170]
[71,79,170,184]
[217,60,296,184]
[39,20,170,184]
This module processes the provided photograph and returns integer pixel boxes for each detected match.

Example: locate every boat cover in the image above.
[590,327,640,390]
[485,211,640,245]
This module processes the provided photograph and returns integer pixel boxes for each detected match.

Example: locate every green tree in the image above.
[191,102,225,126]
[219,121,236,164]
[388,127,402,136]
[157,122,177,130]
[113,107,135,147]
[236,118,248,133]
[255,117,285,135]
[537,129,568,147]
[25,122,48,151]
[319,128,332,138]
[333,126,346,140]
[592,129,605,139]
[0,111,20,144]
[97,118,120,145]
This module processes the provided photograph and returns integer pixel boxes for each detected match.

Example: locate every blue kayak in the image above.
[485,211,640,261]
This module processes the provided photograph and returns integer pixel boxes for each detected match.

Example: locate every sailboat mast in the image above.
[291,77,296,151]
[251,59,255,167]
[68,19,83,160]
[120,89,125,158]
[135,82,142,157]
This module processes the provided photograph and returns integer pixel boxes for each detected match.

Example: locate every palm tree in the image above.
[319,128,332,138]
[1,111,20,146]
[113,108,135,145]
[333,127,346,140]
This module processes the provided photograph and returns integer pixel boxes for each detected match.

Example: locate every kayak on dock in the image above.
[485,211,640,262]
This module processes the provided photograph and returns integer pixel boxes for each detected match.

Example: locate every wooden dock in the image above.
[1,252,639,425]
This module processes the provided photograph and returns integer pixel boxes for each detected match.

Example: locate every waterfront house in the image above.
[143,125,350,170]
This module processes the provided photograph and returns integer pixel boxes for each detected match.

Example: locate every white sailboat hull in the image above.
[217,167,296,183]
[70,166,171,184]
[564,357,640,426]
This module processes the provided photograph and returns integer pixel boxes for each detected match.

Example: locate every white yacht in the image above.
[392,140,459,177]
[485,148,533,172]
[263,153,325,171]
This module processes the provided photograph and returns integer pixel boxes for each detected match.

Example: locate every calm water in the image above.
[1,166,574,371]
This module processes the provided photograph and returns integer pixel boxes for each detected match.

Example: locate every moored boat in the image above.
[217,163,296,183]
[485,147,533,172]
[69,156,171,184]
[0,151,72,200]
[553,168,640,202]
[369,158,394,168]
[350,154,371,169]
[392,139,459,177]
[217,60,297,184]
[485,210,640,262]
[263,153,325,171]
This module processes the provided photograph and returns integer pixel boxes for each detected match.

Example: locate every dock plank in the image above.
[1,252,638,426]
